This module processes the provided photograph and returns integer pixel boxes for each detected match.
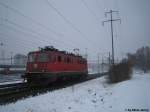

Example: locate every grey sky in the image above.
[0,0,150,61]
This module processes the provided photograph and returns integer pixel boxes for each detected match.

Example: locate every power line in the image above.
[80,0,101,25]
[0,23,47,45]
[0,1,99,54]
[46,0,99,48]
[0,2,92,50]
[1,22,98,58]
[0,32,38,49]
[0,17,78,48]
[0,2,63,37]
[95,0,105,12]
[102,10,121,65]
[1,18,52,44]
[0,24,53,50]
[0,18,82,50]
[0,23,90,55]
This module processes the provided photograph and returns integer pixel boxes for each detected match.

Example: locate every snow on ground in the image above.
[0,71,150,112]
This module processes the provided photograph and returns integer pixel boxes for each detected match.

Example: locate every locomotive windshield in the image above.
[28,53,36,62]
[37,53,49,62]
[28,52,49,62]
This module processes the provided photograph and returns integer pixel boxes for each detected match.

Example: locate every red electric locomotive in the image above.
[23,46,88,85]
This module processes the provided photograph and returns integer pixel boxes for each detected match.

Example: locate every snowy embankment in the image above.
[0,71,150,112]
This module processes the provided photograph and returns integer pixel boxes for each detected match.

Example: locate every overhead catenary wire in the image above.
[0,17,87,51]
[0,23,50,46]
[0,25,58,52]
[80,0,101,26]
[0,22,97,57]
[0,30,40,49]
[46,0,100,49]
[0,17,78,49]
[0,18,53,45]
[0,1,101,56]
[0,1,96,52]
[0,2,63,37]
[0,35,37,55]
[0,35,35,51]
[0,21,93,55]
[95,0,105,12]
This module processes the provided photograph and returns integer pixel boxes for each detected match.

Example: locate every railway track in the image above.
[0,82,28,96]
[0,72,108,105]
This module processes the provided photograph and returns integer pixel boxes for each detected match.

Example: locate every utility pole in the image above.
[0,42,5,64]
[85,48,88,59]
[101,55,104,74]
[97,53,100,73]
[108,52,111,67]
[10,51,13,65]
[102,10,121,65]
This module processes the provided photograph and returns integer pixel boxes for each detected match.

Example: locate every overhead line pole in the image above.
[102,10,121,65]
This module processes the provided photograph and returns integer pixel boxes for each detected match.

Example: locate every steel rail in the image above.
[0,72,108,97]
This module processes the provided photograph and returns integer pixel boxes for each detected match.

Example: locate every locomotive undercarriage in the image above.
[23,72,87,86]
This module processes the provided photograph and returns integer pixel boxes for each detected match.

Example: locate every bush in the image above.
[108,60,133,83]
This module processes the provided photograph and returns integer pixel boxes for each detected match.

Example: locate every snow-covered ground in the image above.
[0,71,150,112]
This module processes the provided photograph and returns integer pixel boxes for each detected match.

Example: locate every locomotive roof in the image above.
[28,46,86,60]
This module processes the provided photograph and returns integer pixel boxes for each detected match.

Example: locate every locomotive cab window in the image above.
[37,53,49,62]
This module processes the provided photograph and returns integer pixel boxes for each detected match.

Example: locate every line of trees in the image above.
[108,59,133,83]
[127,46,150,72]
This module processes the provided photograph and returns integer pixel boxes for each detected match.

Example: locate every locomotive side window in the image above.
[54,56,57,62]
[37,53,49,62]
[28,53,36,62]
[58,56,62,62]
[77,59,80,64]
[64,57,67,63]
[49,55,51,62]
[71,58,73,63]
[67,57,70,63]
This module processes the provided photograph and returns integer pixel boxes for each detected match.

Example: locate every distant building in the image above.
[14,54,27,65]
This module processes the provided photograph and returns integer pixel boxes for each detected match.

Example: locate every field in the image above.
[0,70,150,112]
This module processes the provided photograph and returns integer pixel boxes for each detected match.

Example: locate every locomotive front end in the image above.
[24,52,53,85]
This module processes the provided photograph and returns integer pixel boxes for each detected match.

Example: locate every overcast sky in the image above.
[0,0,150,61]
